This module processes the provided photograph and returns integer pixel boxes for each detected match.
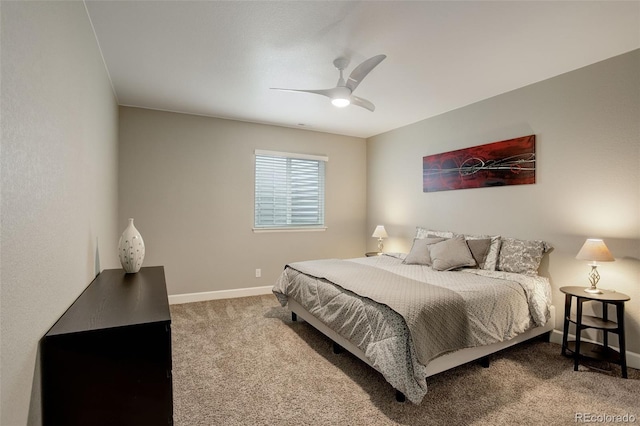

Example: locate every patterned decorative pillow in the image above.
[428,236,477,271]
[403,237,446,265]
[464,234,502,271]
[427,229,455,238]
[415,227,455,239]
[497,237,552,275]
[414,226,430,239]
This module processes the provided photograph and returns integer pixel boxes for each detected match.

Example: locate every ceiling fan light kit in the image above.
[331,98,350,107]
[330,86,352,107]
[271,54,386,111]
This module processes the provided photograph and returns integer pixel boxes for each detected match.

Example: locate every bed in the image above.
[272,230,555,404]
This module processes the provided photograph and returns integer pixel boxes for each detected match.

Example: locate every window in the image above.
[254,150,328,231]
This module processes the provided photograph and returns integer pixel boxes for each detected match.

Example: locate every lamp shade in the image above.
[372,225,388,239]
[576,239,615,262]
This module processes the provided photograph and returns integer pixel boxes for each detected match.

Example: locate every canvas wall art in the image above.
[422,135,535,193]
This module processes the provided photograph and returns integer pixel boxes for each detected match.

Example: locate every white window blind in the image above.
[254,150,327,230]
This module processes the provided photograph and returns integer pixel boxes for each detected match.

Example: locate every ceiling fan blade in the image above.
[350,96,375,112]
[270,88,336,98]
[346,54,386,92]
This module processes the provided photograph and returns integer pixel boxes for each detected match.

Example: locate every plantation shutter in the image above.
[254,150,327,229]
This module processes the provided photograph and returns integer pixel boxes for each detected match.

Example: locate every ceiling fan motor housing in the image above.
[333,57,350,71]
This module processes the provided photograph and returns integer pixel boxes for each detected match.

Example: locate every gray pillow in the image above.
[428,236,477,271]
[464,234,502,271]
[403,237,446,265]
[466,238,491,269]
[497,237,551,275]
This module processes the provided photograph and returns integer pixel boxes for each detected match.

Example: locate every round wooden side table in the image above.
[560,286,630,378]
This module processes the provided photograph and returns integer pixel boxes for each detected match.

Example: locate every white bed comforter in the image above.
[273,254,551,404]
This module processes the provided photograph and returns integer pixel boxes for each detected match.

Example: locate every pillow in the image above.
[497,237,552,275]
[464,234,501,271]
[414,226,430,239]
[414,227,455,239]
[403,237,446,265]
[427,229,455,239]
[428,236,477,271]
[465,238,491,269]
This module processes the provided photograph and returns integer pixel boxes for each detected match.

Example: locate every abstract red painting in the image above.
[423,135,535,192]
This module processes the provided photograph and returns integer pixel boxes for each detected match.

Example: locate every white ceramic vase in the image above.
[118,218,145,273]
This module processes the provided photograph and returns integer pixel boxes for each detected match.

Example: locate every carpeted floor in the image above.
[170,295,639,425]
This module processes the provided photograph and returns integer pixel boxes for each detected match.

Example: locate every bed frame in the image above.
[288,298,556,401]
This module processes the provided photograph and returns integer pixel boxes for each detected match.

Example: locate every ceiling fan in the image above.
[271,54,386,112]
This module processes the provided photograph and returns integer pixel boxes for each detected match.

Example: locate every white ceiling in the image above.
[85,1,640,138]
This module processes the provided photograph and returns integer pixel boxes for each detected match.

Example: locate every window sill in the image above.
[252,226,328,233]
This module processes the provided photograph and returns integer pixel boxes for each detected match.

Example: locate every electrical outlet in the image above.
[255,268,261,278]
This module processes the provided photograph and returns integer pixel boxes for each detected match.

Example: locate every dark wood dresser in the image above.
[41,266,173,425]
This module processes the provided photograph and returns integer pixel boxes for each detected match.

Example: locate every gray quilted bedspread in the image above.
[284,258,470,366]
[272,254,551,404]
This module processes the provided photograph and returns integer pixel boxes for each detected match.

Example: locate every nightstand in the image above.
[560,286,630,378]
[365,252,381,257]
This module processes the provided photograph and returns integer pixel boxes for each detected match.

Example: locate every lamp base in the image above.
[584,265,603,294]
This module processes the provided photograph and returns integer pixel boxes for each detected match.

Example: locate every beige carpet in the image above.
[170,295,639,425]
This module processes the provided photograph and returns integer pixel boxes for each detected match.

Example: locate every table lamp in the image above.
[372,225,388,253]
[575,238,615,294]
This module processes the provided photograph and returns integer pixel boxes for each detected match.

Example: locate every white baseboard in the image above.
[550,329,640,370]
[168,285,273,305]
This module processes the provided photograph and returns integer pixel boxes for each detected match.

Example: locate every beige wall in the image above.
[1,2,120,424]
[118,107,367,296]
[367,50,640,353]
